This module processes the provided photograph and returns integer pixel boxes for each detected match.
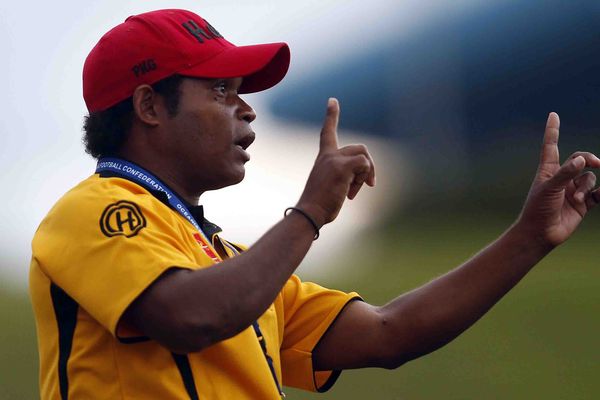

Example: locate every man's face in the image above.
[160,77,256,194]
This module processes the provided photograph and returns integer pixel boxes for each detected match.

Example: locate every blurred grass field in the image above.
[291,211,599,399]
[1,213,598,399]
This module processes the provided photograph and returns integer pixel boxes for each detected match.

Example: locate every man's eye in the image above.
[215,81,227,94]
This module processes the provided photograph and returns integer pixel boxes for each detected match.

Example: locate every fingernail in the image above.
[573,156,585,168]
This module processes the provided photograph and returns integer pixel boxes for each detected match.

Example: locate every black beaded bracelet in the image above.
[284,207,320,240]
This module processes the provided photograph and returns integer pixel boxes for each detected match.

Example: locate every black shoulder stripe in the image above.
[172,353,200,400]
[50,284,79,400]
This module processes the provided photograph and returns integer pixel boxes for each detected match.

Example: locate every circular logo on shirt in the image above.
[100,201,146,238]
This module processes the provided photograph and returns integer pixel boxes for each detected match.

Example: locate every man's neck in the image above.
[117,152,201,206]
[154,168,201,206]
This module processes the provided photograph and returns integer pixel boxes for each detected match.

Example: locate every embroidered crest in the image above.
[100,201,146,238]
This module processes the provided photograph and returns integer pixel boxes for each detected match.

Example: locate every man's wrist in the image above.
[284,207,320,240]
[505,220,555,260]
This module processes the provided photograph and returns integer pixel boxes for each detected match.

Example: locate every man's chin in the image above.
[206,169,246,191]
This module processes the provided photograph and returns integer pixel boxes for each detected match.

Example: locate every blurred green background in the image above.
[2,211,598,399]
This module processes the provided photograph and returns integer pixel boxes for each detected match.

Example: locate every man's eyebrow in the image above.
[229,77,244,90]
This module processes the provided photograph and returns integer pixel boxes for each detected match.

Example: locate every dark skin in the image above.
[119,77,258,200]
[121,76,600,371]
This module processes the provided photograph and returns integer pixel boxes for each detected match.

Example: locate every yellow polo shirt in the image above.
[30,174,359,399]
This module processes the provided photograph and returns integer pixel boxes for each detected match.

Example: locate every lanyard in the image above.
[95,157,285,398]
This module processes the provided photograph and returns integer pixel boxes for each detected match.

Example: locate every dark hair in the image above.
[83,74,185,159]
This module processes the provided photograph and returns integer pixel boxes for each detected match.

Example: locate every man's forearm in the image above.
[379,222,552,365]
[192,210,317,335]
[126,210,316,353]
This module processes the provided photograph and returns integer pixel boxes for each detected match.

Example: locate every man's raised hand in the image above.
[296,98,376,228]
[517,112,600,248]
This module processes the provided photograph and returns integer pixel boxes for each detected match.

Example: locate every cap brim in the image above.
[179,42,290,94]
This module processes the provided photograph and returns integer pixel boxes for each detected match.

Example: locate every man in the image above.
[30,8,600,400]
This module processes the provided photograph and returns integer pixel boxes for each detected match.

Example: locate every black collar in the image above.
[149,190,223,238]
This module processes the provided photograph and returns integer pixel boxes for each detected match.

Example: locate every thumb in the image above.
[547,155,586,190]
[319,98,340,154]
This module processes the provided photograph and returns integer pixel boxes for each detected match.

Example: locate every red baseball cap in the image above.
[83,9,290,112]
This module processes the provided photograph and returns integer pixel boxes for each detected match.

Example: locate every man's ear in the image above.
[132,84,161,127]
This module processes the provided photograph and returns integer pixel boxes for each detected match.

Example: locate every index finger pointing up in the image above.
[319,98,340,153]
[539,112,561,168]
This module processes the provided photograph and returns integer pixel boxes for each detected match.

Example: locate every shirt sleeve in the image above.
[279,274,361,392]
[33,189,207,338]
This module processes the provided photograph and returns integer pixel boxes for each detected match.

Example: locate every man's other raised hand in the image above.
[517,112,600,248]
